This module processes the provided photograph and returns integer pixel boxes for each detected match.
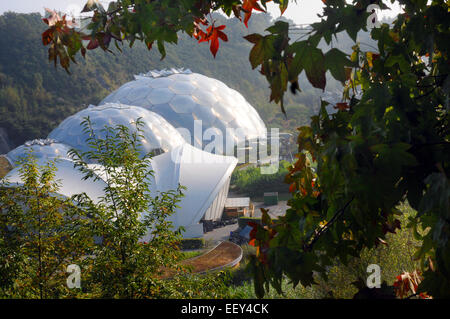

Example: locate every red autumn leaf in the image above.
[42,29,53,45]
[242,0,265,28]
[393,270,425,299]
[86,38,99,50]
[289,182,296,193]
[193,28,206,41]
[209,25,228,57]
[196,24,228,58]
[300,187,307,196]
[334,102,350,111]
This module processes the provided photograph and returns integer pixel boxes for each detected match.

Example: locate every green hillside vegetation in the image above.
[0,11,336,149]
[231,161,291,197]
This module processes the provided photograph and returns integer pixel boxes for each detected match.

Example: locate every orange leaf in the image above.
[87,38,99,50]
[242,0,265,28]
[334,102,350,111]
[197,24,228,58]
[42,29,53,45]
[289,182,296,193]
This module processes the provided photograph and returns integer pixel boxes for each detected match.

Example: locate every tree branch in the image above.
[303,196,355,252]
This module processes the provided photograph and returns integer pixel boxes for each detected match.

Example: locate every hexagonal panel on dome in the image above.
[168,81,196,95]
[48,103,185,161]
[127,86,151,104]
[148,77,174,89]
[100,68,267,154]
[169,95,197,114]
[147,88,175,104]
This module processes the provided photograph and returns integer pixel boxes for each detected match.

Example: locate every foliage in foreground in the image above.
[42,0,449,298]
[0,119,233,298]
[230,203,421,299]
[0,154,93,298]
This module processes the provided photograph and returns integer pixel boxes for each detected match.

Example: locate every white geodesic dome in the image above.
[99,69,267,153]
[5,139,73,166]
[4,144,237,239]
[47,103,185,160]
[87,143,237,239]
[4,158,108,204]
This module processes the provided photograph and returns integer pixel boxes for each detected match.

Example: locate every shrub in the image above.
[0,153,93,298]
[180,238,205,250]
[0,118,236,299]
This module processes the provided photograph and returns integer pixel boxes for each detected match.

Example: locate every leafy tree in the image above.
[67,117,189,298]
[0,119,235,299]
[0,153,93,298]
[43,0,449,298]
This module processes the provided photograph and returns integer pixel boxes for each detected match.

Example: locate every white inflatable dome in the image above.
[6,138,73,166]
[88,143,237,238]
[48,103,185,159]
[99,69,267,153]
[4,144,237,238]
[4,158,108,204]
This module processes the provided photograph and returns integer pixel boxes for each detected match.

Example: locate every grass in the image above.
[179,250,204,261]
[223,244,320,298]
[221,202,422,299]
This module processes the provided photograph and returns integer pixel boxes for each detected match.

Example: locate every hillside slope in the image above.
[0,12,343,148]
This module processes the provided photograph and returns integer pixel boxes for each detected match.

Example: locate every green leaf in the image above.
[325,48,353,84]
[157,40,166,59]
[291,41,326,90]
[244,34,275,69]
[265,20,289,36]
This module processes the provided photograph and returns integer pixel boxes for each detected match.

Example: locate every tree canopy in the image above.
[42,0,449,298]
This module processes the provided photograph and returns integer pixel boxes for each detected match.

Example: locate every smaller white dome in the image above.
[48,103,185,161]
[4,158,108,204]
[6,138,72,166]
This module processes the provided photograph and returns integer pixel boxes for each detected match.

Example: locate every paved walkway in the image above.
[203,223,239,246]
[203,200,289,244]
[252,201,288,219]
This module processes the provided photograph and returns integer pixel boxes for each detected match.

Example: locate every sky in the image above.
[0,0,403,24]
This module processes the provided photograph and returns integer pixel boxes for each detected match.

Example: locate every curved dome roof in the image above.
[4,158,108,204]
[81,143,237,239]
[6,139,72,166]
[99,69,267,153]
[48,103,185,159]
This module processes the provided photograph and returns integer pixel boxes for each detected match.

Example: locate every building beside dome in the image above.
[100,69,267,155]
